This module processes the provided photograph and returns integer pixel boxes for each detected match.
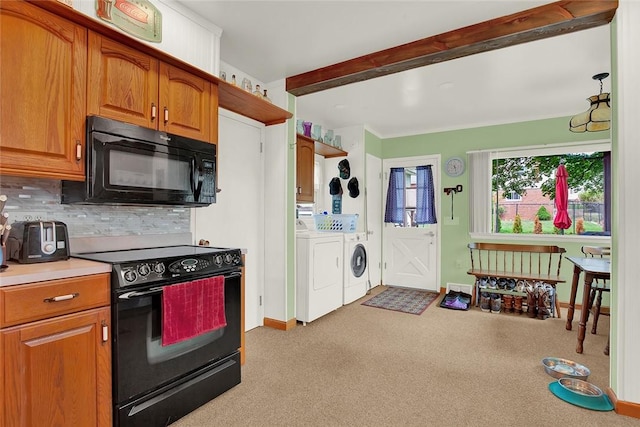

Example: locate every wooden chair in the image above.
[581,246,610,355]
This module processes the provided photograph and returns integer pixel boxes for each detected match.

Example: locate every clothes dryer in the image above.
[296,231,344,324]
[343,232,369,304]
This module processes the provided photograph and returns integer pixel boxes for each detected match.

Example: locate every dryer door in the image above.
[351,243,367,278]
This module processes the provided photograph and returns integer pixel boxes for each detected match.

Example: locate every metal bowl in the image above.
[558,378,604,397]
[542,357,590,380]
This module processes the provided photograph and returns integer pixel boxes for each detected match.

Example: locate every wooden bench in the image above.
[467,243,567,318]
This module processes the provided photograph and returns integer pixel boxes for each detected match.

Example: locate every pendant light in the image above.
[569,73,611,133]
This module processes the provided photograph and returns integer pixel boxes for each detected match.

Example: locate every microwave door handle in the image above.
[192,157,205,201]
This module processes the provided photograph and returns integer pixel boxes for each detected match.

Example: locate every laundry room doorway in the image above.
[382,155,440,291]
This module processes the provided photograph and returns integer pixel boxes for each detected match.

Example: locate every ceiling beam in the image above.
[286,0,618,97]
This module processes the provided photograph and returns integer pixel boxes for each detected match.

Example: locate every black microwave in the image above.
[62,116,216,207]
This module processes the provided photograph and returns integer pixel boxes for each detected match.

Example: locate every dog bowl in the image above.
[558,378,603,397]
[549,380,614,411]
[542,357,590,380]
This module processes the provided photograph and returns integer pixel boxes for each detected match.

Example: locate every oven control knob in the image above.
[123,269,137,283]
[214,255,224,267]
[154,263,165,275]
[138,264,151,276]
[224,253,233,264]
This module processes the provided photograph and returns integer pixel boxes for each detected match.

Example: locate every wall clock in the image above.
[445,156,465,177]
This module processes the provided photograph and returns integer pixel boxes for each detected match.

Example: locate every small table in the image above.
[565,256,610,354]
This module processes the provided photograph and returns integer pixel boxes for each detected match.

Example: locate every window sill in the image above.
[469,232,611,245]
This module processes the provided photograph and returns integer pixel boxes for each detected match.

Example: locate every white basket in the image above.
[313,214,358,232]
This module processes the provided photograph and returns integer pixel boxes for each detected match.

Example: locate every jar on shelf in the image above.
[303,122,312,137]
[242,78,252,92]
[263,89,271,103]
[312,124,322,141]
[253,84,262,97]
[231,74,237,86]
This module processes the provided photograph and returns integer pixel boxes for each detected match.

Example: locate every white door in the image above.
[366,154,382,288]
[382,156,440,291]
[192,112,264,331]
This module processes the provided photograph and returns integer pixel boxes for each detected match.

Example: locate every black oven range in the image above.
[73,245,242,427]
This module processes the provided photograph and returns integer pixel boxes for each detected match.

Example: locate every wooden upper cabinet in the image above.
[0,1,87,181]
[159,63,216,142]
[296,136,315,203]
[87,32,159,129]
[88,32,216,143]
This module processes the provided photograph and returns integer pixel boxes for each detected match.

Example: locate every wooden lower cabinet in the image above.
[0,273,112,427]
[1,307,112,427]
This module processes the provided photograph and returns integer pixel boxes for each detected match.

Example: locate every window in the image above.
[504,191,522,201]
[469,141,611,236]
[384,166,437,227]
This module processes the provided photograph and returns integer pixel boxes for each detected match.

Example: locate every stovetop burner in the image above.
[73,245,242,288]
[73,245,234,263]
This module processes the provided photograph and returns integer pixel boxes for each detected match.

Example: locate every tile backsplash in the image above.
[0,176,190,237]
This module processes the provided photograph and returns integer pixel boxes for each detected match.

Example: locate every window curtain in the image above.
[384,167,405,223]
[468,151,491,233]
[416,165,437,224]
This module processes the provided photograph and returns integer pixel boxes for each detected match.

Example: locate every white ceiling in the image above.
[177,1,612,138]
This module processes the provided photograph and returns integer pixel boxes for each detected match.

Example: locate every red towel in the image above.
[162,276,226,346]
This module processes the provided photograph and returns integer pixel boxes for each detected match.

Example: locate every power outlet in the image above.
[13,212,46,222]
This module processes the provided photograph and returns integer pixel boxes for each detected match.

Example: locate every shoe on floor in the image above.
[490,294,501,313]
[480,292,491,312]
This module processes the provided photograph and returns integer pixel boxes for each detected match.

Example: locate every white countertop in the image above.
[0,258,111,287]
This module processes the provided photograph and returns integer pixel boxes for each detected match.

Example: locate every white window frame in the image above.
[503,191,522,201]
[469,139,612,243]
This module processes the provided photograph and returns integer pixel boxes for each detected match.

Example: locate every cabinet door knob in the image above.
[101,320,109,343]
[151,103,157,121]
[164,107,169,124]
[75,140,82,161]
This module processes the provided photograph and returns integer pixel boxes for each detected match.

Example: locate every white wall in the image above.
[320,125,366,232]
[263,79,290,322]
[614,0,640,405]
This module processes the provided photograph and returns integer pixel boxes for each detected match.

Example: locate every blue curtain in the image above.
[384,167,405,223]
[416,165,437,224]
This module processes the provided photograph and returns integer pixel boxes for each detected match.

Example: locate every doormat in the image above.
[362,287,439,315]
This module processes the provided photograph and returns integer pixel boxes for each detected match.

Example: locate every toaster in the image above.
[6,221,70,264]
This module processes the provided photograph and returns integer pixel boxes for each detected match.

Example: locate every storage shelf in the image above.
[477,288,526,297]
[296,134,348,158]
[218,80,292,126]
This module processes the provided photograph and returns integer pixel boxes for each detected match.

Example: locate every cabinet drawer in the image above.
[0,273,110,328]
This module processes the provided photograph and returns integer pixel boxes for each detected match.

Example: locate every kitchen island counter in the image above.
[0,258,111,287]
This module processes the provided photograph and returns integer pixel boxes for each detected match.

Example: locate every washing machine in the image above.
[343,232,369,304]
[296,230,344,324]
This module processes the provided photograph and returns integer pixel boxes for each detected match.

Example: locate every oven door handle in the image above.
[119,288,163,300]
[118,271,242,300]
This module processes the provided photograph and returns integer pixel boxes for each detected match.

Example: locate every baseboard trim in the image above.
[616,398,640,419]
[263,317,297,331]
[559,301,582,310]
